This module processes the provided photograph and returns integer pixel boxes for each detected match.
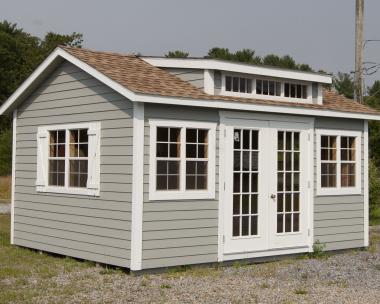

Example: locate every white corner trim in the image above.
[364,120,369,247]
[204,69,214,95]
[217,121,225,262]
[308,127,315,252]
[148,119,216,201]
[142,57,332,84]
[315,129,362,196]
[11,109,17,245]
[131,102,144,271]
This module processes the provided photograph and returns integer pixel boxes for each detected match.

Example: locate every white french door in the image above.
[223,118,311,255]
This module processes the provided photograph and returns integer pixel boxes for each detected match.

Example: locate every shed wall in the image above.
[14,61,133,267]
[142,104,219,269]
[163,68,205,90]
[314,117,365,250]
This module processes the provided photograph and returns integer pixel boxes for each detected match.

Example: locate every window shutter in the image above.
[36,129,48,191]
[87,123,101,196]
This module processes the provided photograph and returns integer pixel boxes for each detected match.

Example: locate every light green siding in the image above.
[14,61,133,268]
[163,68,204,89]
[142,104,219,269]
[314,117,365,250]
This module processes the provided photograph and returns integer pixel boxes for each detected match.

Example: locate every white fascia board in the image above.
[0,47,138,116]
[134,93,380,121]
[142,57,332,84]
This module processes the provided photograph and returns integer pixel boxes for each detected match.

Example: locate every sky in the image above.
[1,0,380,86]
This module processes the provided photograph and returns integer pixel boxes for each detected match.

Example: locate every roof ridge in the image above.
[59,45,137,58]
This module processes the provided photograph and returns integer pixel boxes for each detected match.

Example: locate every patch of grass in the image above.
[0,175,11,202]
[375,264,380,271]
[370,207,380,226]
[166,264,221,279]
[99,266,124,275]
[294,288,308,295]
[0,214,96,303]
[160,283,171,289]
[327,280,348,288]
[368,229,380,253]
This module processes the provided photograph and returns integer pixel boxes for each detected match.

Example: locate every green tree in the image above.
[206,48,313,71]
[0,128,12,175]
[369,159,380,221]
[0,20,83,175]
[233,48,261,64]
[207,47,234,61]
[333,72,354,99]
[165,50,189,58]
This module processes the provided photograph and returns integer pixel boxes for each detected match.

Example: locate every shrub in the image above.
[0,128,12,176]
[369,159,380,224]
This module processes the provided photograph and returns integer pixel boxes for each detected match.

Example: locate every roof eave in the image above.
[133,93,380,121]
[141,57,333,84]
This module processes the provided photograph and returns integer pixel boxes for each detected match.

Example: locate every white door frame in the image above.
[218,111,314,262]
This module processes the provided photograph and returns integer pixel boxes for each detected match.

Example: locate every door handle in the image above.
[270,194,276,200]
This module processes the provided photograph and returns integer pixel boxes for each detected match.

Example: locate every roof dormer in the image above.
[142,57,331,105]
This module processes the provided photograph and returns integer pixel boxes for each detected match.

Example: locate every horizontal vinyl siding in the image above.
[14,61,132,268]
[164,68,204,90]
[142,104,219,269]
[314,118,365,251]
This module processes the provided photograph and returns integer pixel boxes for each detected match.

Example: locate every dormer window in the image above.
[226,76,252,94]
[284,82,308,99]
[256,79,281,96]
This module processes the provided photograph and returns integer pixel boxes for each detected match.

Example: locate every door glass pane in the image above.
[232,128,260,237]
[277,131,301,234]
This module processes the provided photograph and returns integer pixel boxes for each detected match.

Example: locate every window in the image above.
[256,79,281,96]
[156,127,181,190]
[186,129,208,190]
[36,123,100,196]
[149,120,216,200]
[317,130,361,195]
[225,76,252,94]
[284,82,308,99]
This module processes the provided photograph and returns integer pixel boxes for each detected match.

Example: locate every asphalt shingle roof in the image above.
[61,46,380,116]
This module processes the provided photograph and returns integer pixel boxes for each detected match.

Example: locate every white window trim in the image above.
[149,119,216,201]
[36,122,101,196]
[316,129,362,196]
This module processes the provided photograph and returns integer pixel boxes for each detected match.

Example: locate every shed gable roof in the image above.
[61,46,380,116]
[1,46,380,119]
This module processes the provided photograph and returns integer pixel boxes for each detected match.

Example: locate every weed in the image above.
[160,283,171,289]
[375,264,380,271]
[294,289,308,295]
[309,240,328,259]
[260,282,270,289]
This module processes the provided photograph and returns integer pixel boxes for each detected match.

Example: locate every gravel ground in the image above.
[16,227,379,304]
[0,203,10,214]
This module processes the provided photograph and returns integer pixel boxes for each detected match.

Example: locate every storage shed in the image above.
[1,46,379,271]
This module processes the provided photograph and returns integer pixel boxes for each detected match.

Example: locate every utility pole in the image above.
[355,0,364,103]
